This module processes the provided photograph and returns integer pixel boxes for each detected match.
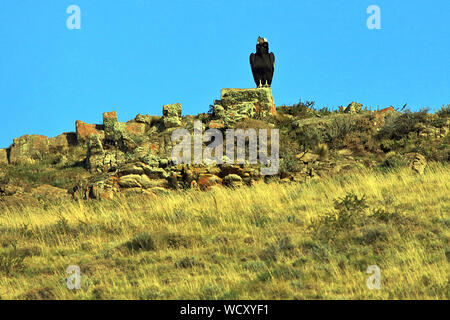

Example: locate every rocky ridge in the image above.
[0,88,448,202]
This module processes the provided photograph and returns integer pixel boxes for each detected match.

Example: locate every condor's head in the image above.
[256,37,269,55]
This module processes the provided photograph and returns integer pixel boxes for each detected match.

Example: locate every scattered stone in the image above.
[344,102,363,114]
[198,174,222,190]
[142,166,168,179]
[337,149,353,156]
[223,174,243,188]
[297,152,319,163]
[407,153,427,175]
[150,187,170,196]
[119,174,147,188]
[32,184,70,200]
[118,162,145,175]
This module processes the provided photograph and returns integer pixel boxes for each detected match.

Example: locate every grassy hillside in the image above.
[1,163,448,300]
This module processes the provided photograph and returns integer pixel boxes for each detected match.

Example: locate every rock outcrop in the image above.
[1,90,448,201]
[344,102,363,114]
[211,88,276,127]
[0,148,8,164]
[163,103,182,128]
[9,135,50,164]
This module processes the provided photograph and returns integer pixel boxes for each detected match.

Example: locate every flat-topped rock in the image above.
[212,88,276,126]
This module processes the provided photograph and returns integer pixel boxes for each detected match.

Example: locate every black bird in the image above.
[250,37,275,88]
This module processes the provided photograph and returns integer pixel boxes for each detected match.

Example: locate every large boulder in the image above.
[86,135,105,172]
[344,102,363,114]
[103,111,122,141]
[163,103,182,128]
[223,174,243,188]
[9,135,49,164]
[76,120,104,143]
[103,111,149,150]
[72,173,116,200]
[119,174,154,189]
[213,88,276,126]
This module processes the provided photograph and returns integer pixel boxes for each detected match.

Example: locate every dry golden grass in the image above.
[0,164,449,300]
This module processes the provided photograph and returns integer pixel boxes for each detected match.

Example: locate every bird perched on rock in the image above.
[250,37,275,88]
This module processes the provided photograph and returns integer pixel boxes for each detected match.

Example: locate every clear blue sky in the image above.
[0,0,449,148]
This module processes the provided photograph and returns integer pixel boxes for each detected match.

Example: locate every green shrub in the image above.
[278,100,315,119]
[323,117,357,145]
[379,152,409,170]
[175,256,204,269]
[377,109,430,140]
[311,192,369,235]
[436,105,450,118]
[125,233,156,252]
[295,126,323,150]
[279,149,302,173]
[0,247,26,275]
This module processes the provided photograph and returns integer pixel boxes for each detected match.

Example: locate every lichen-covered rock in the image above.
[220,164,246,178]
[0,148,8,164]
[143,166,168,179]
[118,162,145,175]
[86,135,105,172]
[49,132,77,154]
[72,173,115,200]
[103,111,123,141]
[406,153,427,174]
[214,88,276,126]
[223,174,243,188]
[32,184,70,200]
[125,122,146,136]
[344,102,363,114]
[9,135,49,164]
[135,114,161,126]
[134,149,160,166]
[297,152,319,163]
[119,174,157,189]
[76,120,104,143]
[118,174,143,188]
[145,179,169,189]
[150,187,170,196]
[103,111,151,152]
[163,103,182,128]
[198,174,222,190]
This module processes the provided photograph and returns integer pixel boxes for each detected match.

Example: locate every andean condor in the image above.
[250,37,275,88]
